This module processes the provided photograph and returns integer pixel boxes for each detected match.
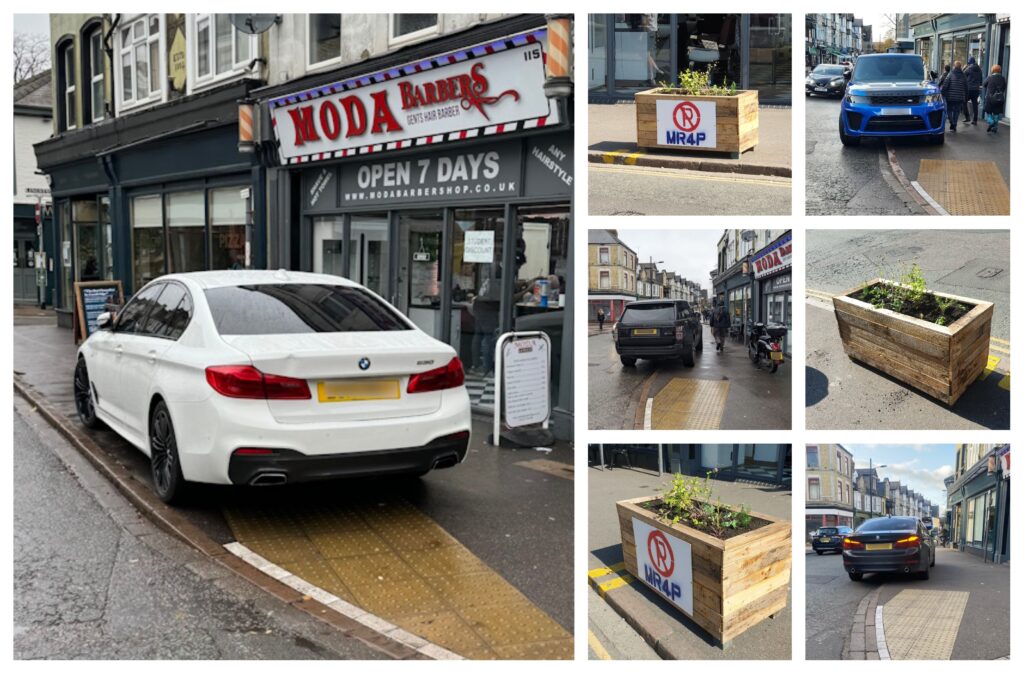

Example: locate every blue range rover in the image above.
[839,53,945,146]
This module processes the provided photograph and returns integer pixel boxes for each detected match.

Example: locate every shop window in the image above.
[193,14,254,85]
[132,195,164,289]
[118,15,161,109]
[58,39,76,131]
[59,202,73,309]
[83,25,104,123]
[808,477,820,500]
[390,14,439,45]
[167,192,206,274]
[450,208,504,381]
[209,187,249,269]
[308,14,341,67]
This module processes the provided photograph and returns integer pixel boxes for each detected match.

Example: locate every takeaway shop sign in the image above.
[631,518,694,615]
[752,233,793,280]
[270,31,556,164]
[656,99,717,149]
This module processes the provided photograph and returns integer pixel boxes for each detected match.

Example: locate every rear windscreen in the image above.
[818,528,839,535]
[620,305,675,324]
[205,284,411,335]
[857,517,916,533]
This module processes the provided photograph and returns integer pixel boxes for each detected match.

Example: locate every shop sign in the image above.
[463,230,494,263]
[270,32,555,164]
[303,166,338,211]
[524,133,573,197]
[631,518,694,614]
[752,233,793,279]
[655,99,717,149]
[337,141,521,206]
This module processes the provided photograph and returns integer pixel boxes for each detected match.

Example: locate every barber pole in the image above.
[238,101,255,153]
[544,14,573,99]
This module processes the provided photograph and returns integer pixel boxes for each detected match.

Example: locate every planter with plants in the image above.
[635,66,759,157]
[616,473,790,647]
[833,264,994,406]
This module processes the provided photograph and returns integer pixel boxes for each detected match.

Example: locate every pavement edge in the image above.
[12,375,441,661]
[842,587,882,660]
[884,142,941,215]
[587,150,792,178]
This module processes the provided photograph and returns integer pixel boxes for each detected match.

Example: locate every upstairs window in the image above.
[193,14,254,84]
[119,15,162,108]
[85,27,104,123]
[598,247,610,265]
[390,14,439,45]
[59,40,77,130]
[308,14,341,67]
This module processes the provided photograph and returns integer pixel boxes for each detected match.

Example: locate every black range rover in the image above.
[613,299,703,367]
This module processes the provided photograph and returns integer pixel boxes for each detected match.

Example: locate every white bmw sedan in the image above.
[74,270,472,503]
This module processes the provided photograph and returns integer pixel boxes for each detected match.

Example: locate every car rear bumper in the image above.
[812,540,843,552]
[227,432,470,485]
[170,388,472,484]
[616,342,689,358]
[841,102,946,137]
[843,548,925,573]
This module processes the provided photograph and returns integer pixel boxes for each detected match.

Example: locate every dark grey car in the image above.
[613,299,703,367]
[843,515,936,581]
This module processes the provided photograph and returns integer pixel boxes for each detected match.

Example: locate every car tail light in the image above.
[894,535,920,549]
[407,357,464,394]
[843,537,863,550]
[206,365,311,400]
[675,326,684,341]
[234,448,277,456]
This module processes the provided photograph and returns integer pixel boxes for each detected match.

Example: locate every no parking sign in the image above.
[632,517,694,615]
[656,99,717,149]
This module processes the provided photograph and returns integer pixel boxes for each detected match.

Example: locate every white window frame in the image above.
[116,14,165,114]
[388,14,440,47]
[63,42,76,130]
[599,271,610,289]
[88,28,104,122]
[598,247,610,265]
[306,14,342,71]
[189,14,257,91]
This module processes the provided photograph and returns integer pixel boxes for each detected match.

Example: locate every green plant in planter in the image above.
[657,64,738,96]
[660,472,753,538]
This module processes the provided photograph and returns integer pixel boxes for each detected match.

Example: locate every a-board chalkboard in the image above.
[73,280,124,344]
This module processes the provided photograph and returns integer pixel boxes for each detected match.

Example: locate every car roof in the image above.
[858,53,918,59]
[157,270,362,290]
[626,299,690,306]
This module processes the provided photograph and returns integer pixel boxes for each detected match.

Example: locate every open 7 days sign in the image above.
[632,517,694,615]
[270,31,556,164]
[655,99,717,149]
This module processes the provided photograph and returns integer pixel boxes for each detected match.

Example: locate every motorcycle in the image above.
[747,322,786,373]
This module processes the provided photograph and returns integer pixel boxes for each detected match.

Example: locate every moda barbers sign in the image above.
[270,32,556,164]
[338,141,522,206]
[752,233,793,280]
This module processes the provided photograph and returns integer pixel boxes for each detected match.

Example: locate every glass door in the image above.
[397,211,444,340]
[589,14,608,92]
[349,213,389,296]
[613,14,671,92]
[748,14,792,103]
[312,216,344,277]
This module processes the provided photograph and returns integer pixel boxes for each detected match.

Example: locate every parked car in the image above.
[843,515,936,581]
[73,270,473,503]
[839,53,945,147]
[812,526,853,555]
[612,299,703,367]
[806,64,848,97]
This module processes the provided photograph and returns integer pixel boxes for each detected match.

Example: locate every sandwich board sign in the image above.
[493,331,551,446]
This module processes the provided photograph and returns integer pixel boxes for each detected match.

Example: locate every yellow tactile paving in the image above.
[224,498,572,659]
[916,159,1010,216]
[650,378,729,429]
[883,589,969,660]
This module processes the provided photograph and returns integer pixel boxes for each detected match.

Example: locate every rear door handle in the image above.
[114,344,124,357]
[148,350,157,365]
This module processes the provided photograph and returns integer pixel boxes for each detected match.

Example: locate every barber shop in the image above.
[587,14,793,104]
[256,20,574,436]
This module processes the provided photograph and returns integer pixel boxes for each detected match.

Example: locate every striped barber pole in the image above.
[545,17,571,80]
[238,103,254,144]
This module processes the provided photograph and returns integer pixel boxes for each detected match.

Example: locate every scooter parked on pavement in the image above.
[747,321,787,373]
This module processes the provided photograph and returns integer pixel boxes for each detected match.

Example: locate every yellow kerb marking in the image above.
[589,630,612,660]
[602,150,626,164]
[979,355,1001,380]
[998,373,1010,391]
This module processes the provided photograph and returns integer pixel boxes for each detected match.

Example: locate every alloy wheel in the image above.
[150,407,177,496]
[74,359,97,425]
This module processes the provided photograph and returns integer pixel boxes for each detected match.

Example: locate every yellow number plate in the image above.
[771,352,784,361]
[317,379,400,403]
[865,543,892,551]
[632,328,658,336]
[819,537,830,542]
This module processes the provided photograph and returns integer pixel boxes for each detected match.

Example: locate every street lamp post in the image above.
[869,458,887,521]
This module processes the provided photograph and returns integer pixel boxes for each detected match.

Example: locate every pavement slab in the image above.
[882,589,969,660]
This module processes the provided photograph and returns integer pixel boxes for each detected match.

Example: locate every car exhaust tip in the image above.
[250,472,288,486]
[903,566,911,573]
[431,454,460,470]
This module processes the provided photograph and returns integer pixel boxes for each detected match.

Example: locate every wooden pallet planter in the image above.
[635,88,759,157]
[833,278,993,406]
[616,496,790,647]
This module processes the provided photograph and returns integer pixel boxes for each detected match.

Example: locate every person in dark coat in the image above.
[710,301,731,353]
[940,61,967,132]
[982,64,1008,133]
[937,64,951,88]
[964,56,983,124]
[596,307,606,331]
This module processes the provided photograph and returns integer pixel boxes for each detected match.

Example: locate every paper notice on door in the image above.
[463,230,494,263]
[502,336,549,427]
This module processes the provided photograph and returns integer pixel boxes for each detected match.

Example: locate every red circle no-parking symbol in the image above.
[647,530,675,577]
[672,101,701,132]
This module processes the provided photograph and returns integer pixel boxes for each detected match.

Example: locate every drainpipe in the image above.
[103,15,121,120]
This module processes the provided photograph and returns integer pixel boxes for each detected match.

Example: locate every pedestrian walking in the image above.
[711,302,730,353]
[982,64,1007,133]
[964,56,983,125]
[938,64,951,89]
[940,61,967,132]
[596,307,606,331]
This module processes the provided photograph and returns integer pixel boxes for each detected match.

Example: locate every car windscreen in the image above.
[852,56,925,83]
[818,527,839,535]
[857,517,917,533]
[813,66,844,76]
[620,305,675,324]
[205,284,411,335]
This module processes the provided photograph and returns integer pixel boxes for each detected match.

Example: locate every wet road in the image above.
[588,324,791,430]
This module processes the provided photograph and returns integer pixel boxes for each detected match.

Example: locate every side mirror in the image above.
[96,312,114,331]
[844,69,852,80]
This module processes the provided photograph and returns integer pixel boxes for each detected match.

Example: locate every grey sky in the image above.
[613,229,721,291]
[14,14,50,37]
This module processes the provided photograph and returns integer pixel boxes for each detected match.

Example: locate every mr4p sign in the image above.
[656,99,717,149]
[632,518,693,615]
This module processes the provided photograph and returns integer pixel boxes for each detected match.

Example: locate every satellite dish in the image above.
[740,229,756,242]
[230,14,279,35]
